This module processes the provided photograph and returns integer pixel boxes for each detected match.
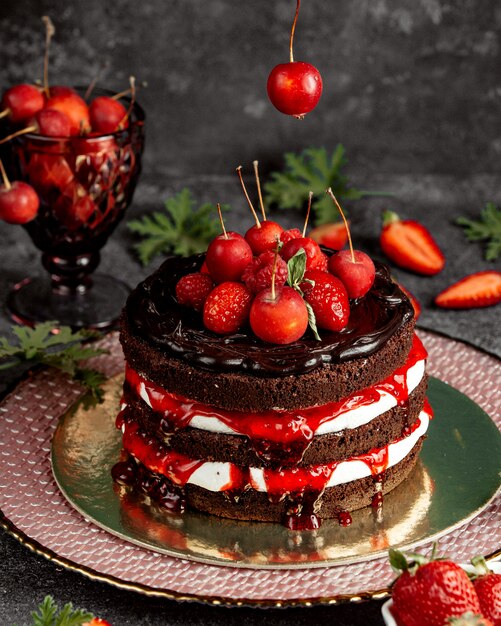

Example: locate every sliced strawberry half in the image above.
[435,271,501,309]
[380,210,445,276]
[309,221,348,250]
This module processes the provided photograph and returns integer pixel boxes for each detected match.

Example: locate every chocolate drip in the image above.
[126,253,413,377]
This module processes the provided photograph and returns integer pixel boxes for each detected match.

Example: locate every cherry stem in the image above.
[327,188,355,263]
[236,165,261,228]
[0,158,11,190]
[253,160,267,221]
[112,85,133,101]
[216,203,228,239]
[84,62,110,101]
[302,191,313,237]
[42,16,55,98]
[117,76,136,130]
[289,0,301,63]
[0,126,37,145]
[0,109,10,120]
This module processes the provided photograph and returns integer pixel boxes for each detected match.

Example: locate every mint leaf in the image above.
[285,249,321,341]
[128,188,229,265]
[286,249,308,288]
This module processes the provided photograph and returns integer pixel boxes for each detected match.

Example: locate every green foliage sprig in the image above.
[127,188,228,266]
[456,202,501,261]
[264,145,388,225]
[0,322,107,408]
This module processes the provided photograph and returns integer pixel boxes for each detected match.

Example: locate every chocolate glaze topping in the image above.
[125,253,413,377]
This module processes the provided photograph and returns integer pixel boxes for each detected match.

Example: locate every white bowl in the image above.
[381,561,501,625]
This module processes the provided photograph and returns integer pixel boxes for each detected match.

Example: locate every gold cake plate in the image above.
[50,374,501,570]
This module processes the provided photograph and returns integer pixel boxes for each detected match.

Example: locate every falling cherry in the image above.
[267,0,323,118]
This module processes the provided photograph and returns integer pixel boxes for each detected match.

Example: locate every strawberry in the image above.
[241,250,288,294]
[279,227,302,244]
[389,546,482,626]
[309,221,349,250]
[435,271,501,309]
[471,556,501,626]
[446,613,493,625]
[175,272,215,312]
[380,210,445,275]
[398,283,422,320]
[203,282,253,334]
[301,269,350,331]
[83,619,112,626]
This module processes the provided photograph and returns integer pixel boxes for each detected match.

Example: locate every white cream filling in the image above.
[136,358,425,438]
[186,410,430,493]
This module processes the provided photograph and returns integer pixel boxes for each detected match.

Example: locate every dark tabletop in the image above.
[1,0,501,623]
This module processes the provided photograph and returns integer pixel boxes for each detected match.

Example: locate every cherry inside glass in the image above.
[3,87,145,329]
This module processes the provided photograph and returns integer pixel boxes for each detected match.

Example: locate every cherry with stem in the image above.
[267,0,323,118]
[237,164,283,255]
[326,188,375,299]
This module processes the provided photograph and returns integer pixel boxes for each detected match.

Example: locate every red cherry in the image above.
[241,250,288,294]
[203,282,253,335]
[267,62,322,118]
[301,270,349,331]
[206,231,253,283]
[0,181,39,224]
[281,236,325,270]
[245,220,284,255]
[89,96,128,133]
[27,153,74,193]
[53,185,97,229]
[46,91,90,135]
[328,250,376,299]
[250,285,308,344]
[35,108,72,136]
[325,188,376,299]
[48,86,78,98]
[267,1,322,118]
[0,84,44,123]
[175,273,215,312]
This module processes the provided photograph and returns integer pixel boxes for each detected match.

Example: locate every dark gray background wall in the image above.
[1,0,500,180]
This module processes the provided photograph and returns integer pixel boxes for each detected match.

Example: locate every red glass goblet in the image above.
[4,88,145,329]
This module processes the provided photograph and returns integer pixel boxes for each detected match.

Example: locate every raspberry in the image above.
[175,273,215,311]
[301,269,350,331]
[203,282,253,334]
[241,251,288,294]
[280,228,302,244]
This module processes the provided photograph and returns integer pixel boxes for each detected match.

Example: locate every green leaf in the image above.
[128,188,229,265]
[456,202,501,261]
[286,249,308,288]
[388,548,410,573]
[0,323,107,409]
[264,146,390,225]
[304,301,321,341]
[29,595,94,626]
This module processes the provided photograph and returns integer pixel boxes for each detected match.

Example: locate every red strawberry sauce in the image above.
[115,335,430,530]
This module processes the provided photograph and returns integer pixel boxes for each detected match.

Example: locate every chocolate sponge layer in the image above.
[122,375,428,468]
[120,314,416,412]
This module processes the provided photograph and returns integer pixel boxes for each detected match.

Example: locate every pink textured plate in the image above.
[0,330,500,606]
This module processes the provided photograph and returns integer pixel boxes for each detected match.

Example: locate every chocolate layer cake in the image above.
[113,253,431,529]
